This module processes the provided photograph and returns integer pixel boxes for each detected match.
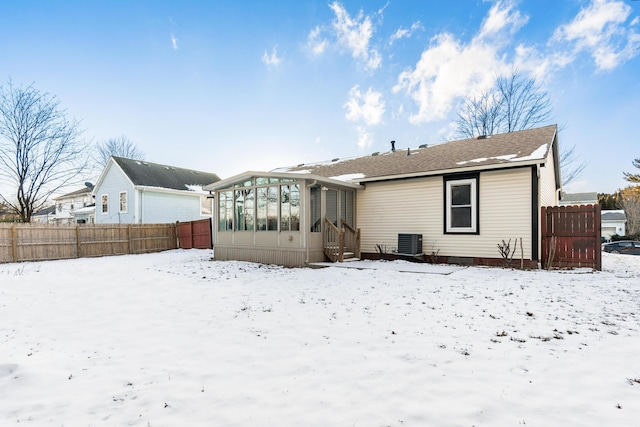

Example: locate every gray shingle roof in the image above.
[54,187,93,200]
[112,157,220,190]
[560,192,598,203]
[274,125,558,182]
[602,211,627,221]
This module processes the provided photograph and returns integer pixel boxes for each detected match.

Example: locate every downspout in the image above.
[305,180,317,265]
[140,188,144,224]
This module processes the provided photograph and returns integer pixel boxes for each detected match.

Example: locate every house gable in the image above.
[93,157,221,224]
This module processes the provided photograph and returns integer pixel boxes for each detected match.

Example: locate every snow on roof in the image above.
[329,173,366,182]
[509,143,548,162]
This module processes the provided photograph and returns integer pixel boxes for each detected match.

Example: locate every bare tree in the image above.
[559,144,587,188]
[455,69,552,138]
[496,71,552,133]
[455,90,503,139]
[620,186,640,237]
[623,157,640,184]
[94,135,145,166]
[0,80,88,222]
[454,69,585,186]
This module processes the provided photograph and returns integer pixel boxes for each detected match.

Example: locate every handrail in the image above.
[322,218,361,263]
[323,218,343,262]
[341,220,361,259]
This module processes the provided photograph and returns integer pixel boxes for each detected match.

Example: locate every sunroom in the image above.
[204,172,362,267]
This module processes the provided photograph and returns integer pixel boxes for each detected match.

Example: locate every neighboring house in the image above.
[204,124,561,267]
[601,210,627,241]
[71,204,96,224]
[52,186,95,224]
[93,157,221,224]
[559,192,597,206]
[31,205,56,224]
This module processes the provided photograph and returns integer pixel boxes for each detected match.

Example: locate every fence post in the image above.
[11,225,17,263]
[128,224,133,254]
[76,225,81,258]
[540,207,547,268]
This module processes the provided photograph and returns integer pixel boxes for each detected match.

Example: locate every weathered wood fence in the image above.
[177,218,212,249]
[541,205,601,270]
[0,223,179,264]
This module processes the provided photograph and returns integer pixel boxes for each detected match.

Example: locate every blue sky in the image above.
[1,0,639,194]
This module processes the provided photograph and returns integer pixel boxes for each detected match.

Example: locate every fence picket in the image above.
[541,205,601,270]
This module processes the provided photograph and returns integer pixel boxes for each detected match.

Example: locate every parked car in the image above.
[602,241,640,255]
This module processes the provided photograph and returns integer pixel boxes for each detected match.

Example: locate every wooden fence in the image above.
[0,223,179,264]
[541,205,601,270]
[177,218,212,249]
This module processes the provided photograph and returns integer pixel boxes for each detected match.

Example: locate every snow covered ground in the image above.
[1,250,639,426]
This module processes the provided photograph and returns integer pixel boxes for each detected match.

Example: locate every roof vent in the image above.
[331,158,339,162]
[391,140,396,152]
[406,148,411,156]
[371,152,379,156]
[419,144,428,148]
[297,163,304,167]
[477,135,487,140]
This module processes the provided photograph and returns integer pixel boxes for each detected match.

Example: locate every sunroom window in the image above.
[218,191,233,231]
[445,176,478,234]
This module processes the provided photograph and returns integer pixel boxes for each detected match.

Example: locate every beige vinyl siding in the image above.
[357,168,534,259]
[539,147,559,207]
[357,177,435,254]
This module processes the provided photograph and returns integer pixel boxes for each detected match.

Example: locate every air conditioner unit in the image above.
[398,233,422,255]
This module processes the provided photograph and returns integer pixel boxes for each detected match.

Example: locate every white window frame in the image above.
[101,194,109,214]
[445,177,478,233]
[119,191,127,213]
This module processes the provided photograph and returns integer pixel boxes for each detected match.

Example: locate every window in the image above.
[256,186,278,231]
[101,195,108,214]
[235,189,254,231]
[219,178,302,233]
[119,191,127,213]
[340,190,355,228]
[218,191,233,231]
[310,186,321,232]
[280,184,300,231]
[445,176,478,234]
[201,196,212,216]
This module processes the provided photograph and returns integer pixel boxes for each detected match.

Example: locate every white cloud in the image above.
[389,21,423,45]
[307,26,328,56]
[262,46,282,68]
[344,85,385,125]
[171,33,178,51]
[478,0,528,39]
[356,126,374,149]
[392,0,526,124]
[305,2,383,70]
[553,0,640,71]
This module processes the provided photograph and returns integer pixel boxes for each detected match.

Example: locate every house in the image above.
[204,124,561,267]
[559,191,597,206]
[31,205,56,224]
[601,210,627,241]
[93,157,221,224]
[52,186,95,224]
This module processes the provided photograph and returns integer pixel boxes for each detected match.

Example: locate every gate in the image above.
[177,218,212,249]
[541,205,601,270]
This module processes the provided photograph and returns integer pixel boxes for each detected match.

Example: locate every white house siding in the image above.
[539,147,559,207]
[356,168,533,260]
[94,164,135,224]
[140,191,204,224]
